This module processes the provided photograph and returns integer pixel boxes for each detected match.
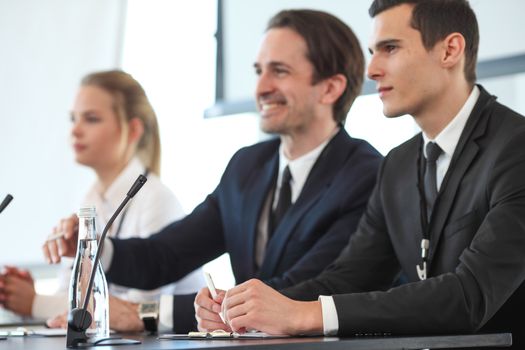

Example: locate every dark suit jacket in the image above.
[106,128,382,331]
[284,86,525,348]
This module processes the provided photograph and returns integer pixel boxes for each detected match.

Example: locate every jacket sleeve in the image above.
[286,126,525,336]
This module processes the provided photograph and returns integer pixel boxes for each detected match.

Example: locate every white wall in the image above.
[0,0,126,265]
[223,0,525,102]
[1,0,524,266]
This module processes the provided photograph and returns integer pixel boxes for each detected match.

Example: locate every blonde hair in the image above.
[81,70,161,175]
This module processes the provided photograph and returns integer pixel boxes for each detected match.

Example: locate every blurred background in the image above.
[0,0,524,294]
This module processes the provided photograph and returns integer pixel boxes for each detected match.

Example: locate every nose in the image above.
[366,54,383,81]
[70,117,82,138]
[255,70,275,99]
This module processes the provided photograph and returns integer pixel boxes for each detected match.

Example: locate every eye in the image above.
[273,67,289,77]
[84,113,101,123]
[254,66,262,76]
[384,44,397,53]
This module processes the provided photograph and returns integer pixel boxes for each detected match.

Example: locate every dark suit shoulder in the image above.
[381,132,421,164]
[227,137,280,168]
[342,134,383,159]
[321,129,383,163]
[487,98,525,128]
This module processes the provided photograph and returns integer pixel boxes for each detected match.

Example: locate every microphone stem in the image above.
[81,195,131,312]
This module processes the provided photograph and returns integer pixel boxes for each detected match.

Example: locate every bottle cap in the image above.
[77,205,97,218]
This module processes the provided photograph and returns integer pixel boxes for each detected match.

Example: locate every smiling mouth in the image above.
[260,103,284,111]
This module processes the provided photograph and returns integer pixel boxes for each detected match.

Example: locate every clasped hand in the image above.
[0,266,35,316]
[194,279,322,336]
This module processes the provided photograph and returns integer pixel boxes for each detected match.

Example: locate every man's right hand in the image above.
[42,214,79,264]
[194,287,231,332]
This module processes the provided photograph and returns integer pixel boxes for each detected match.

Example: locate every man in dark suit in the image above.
[43,10,382,332]
[221,1,525,347]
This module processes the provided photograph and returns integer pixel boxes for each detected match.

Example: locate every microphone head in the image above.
[127,174,148,198]
[68,308,92,332]
[0,194,13,214]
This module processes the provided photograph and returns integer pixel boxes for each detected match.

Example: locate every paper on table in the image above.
[159,329,289,340]
[0,326,66,337]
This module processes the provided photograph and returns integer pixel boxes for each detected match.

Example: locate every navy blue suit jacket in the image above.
[106,128,382,331]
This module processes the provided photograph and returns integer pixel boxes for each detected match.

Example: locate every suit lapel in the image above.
[428,87,495,262]
[258,129,351,279]
[241,146,279,277]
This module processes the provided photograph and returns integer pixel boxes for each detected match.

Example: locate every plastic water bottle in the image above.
[69,206,110,339]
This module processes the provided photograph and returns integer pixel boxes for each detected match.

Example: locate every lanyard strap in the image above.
[416,142,431,280]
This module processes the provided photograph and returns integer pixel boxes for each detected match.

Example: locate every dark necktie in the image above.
[269,165,292,236]
[424,142,443,219]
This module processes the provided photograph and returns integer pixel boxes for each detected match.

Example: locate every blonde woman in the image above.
[0,70,203,324]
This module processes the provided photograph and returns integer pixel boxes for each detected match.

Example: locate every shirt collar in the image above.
[423,85,480,158]
[91,157,146,210]
[278,128,339,188]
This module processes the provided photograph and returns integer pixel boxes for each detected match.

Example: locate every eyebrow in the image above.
[253,61,293,70]
[368,39,401,54]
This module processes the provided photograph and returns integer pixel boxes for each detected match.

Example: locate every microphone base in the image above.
[68,336,141,348]
[66,325,89,348]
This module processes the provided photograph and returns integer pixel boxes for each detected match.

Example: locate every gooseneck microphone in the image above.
[0,194,13,214]
[67,175,147,348]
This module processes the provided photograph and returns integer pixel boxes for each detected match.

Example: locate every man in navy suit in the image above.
[221,1,525,348]
[44,9,382,332]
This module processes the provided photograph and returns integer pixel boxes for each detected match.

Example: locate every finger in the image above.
[213,290,226,304]
[195,288,222,314]
[223,288,251,312]
[5,267,32,281]
[196,304,224,323]
[224,283,248,299]
[197,318,231,332]
[228,309,262,334]
[62,215,78,239]
[57,237,68,257]
[46,241,60,264]
[2,265,20,276]
[42,242,53,264]
[3,276,18,294]
[46,315,65,329]
[229,314,252,334]
[224,295,253,323]
[19,270,33,283]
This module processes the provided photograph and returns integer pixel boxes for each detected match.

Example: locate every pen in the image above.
[46,232,66,242]
[204,272,226,324]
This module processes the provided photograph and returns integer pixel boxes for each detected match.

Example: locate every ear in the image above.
[127,117,144,145]
[440,32,466,69]
[319,74,347,105]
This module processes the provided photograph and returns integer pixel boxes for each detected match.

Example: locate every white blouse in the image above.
[32,157,204,319]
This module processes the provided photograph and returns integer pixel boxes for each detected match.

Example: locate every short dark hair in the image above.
[267,9,364,125]
[369,0,479,84]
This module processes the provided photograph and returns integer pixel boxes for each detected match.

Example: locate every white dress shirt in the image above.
[254,134,335,267]
[32,157,205,319]
[320,86,480,335]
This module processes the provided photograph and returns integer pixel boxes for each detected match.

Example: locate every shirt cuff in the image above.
[100,238,114,272]
[159,294,174,331]
[318,295,339,336]
[32,293,68,320]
